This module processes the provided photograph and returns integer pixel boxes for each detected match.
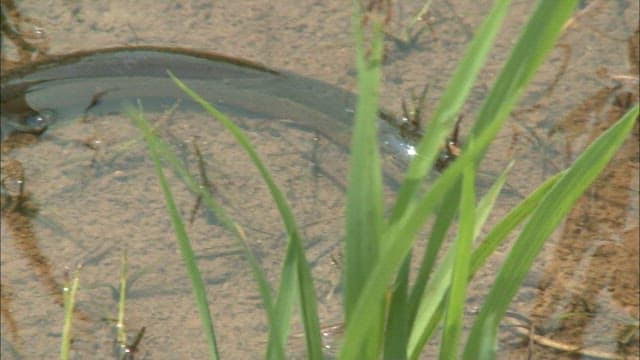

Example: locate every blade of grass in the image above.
[404,0,580,352]
[167,74,323,360]
[472,161,514,241]
[343,4,386,358]
[343,12,553,342]
[407,169,560,359]
[406,161,512,359]
[385,1,511,353]
[438,145,476,359]
[60,266,81,360]
[117,249,128,347]
[403,160,510,336]
[384,261,410,360]
[477,313,498,360]
[390,0,511,221]
[341,108,541,358]
[339,131,479,360]
[132,105,220,360]
[266,242,298,359]
[463,104,638,357]
[469,172,561,277]
[138,112,292,360]
[406,183,459,317]
[469,0,579,150]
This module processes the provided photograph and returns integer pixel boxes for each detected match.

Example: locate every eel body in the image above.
[0,46,416,164]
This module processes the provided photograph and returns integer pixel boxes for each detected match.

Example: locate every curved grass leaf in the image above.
[390,0,511,220]
[133,104,292,359]
[167,74,323,360]
[385,0,511,354]
[469,172,561,277]
[132,106,220,360]
[463,104,638,357]
[341,4,387,358]
[339,132,482,360]
[342,0,581,357]
[407,169,560,359]
[469,0,579,150]
[61,266,81,360]
[438,148,476,359]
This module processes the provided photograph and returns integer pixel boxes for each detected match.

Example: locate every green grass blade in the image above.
[117,249,128,346]
[405,1,580,352]
[341,92,517,357]
[469,172,561,277]
[266,244,297,359]
[406,161,510,330]
[473,161,513,239]
[344,9,385,294]
[342,5,386,358]
[407,150,504,360]
[407,167,560,359]
[133,107,289,360]
[339,133,478,360]
[386,2,511,351]
[341,95,528,359]
[438,147,476,359]
[406,184,459,319]
[409,250,454,360]
[132,106,220,360]
[384,260,410,360]
[342,86,519,359]
[463,104,638,357]
[476,313,498,360]
[60,266,80,360]
[293,241,324,359]
[469,0,579,147]
[390,0,511,221]
[167,74,323,359]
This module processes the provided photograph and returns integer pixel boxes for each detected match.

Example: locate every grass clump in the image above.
[127,0,638,359]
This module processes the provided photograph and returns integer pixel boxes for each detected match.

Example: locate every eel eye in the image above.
[23,109,56,135]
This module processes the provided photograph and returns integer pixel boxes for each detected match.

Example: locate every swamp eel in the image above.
[0,45,417,164]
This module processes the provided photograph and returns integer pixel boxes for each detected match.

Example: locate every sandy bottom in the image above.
[1,0,638,359]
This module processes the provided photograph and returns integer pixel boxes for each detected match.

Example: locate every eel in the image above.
[0,45,418,166]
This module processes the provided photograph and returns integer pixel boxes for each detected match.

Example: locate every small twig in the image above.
[502,312,629,360]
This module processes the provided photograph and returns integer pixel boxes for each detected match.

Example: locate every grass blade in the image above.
[438,147,476,359]
[132,105,290,360]
[406,166,560,358]
[339,133,479,360]
[132,106,220,360]
[167,74,323,359]
[60,266,80,360]
[469,0,579,149]
[406,160,512,331]
[469,172,561,277]
[116,249,128,348]
[391,0,511,220]
[472,161,513,239]
[342,5,386,358]
[405,0,580,353]
[386,1,511,353]
[267,244,297,358]
[463,104,638,357]
[407,184,459,320]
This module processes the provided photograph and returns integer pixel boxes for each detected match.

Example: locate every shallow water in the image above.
[1,1,638,359]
